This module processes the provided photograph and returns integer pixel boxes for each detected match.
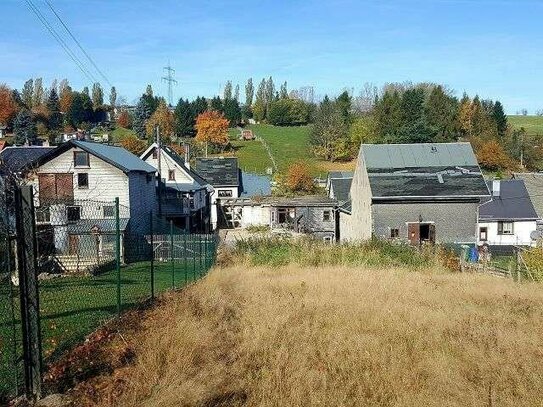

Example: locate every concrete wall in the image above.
[478,220,537,246]
[340,147,372,241]
[240,205,270,227]
[372,201,479,244]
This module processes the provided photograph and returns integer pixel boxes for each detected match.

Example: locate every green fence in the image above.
[1,193,219,401]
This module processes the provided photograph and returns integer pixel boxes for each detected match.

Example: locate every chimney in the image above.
[492,180,500,197]
[184,144,190,169]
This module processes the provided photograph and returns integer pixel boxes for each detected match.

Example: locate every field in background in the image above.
[508,115,543,136]
[71,263,543,407]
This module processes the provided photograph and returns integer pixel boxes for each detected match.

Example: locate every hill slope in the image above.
[508,115,543,135]
[72,265,543,407]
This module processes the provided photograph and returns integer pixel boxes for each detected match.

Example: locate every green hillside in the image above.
[508,115,543,136]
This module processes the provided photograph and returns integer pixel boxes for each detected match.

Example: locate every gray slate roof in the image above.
[361,143,489,198]
[0,146,54,175]
[194,157,239,186]
[330,178,352,202]
[512,173,543,218]
[240,171,272,197]
[72,141,156,174]
[328,171,354,179]
[479,180,539,221]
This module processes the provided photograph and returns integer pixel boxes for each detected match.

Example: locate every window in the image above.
[36,207,50,223]
[168,170,175,181]
[77,173,89,189]
[67,206,81,222]
[390,228,399,238]
[152,149,158,159]
[323,210,332,222]
[479,227,488,241]
[218,190,233,198]
[73,151,89,167]
[103,206,115,218]
[498,222,514,235]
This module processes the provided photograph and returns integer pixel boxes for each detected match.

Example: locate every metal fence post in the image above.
[150,211,155,300]
[170,220,174,289]
[14,185,42,400]
[184,233,188,284]
[115,197,121,316]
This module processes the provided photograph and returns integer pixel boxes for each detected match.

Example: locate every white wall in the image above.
[29,146,131,210]
[241,205,270,227]
[478,220,537,246]
[340,147,372,241]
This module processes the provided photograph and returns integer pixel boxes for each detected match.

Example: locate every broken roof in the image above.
[361,143,489,199]
[479,180,539,221]
[194,157,239,186]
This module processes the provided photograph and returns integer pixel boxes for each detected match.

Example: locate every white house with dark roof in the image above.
[478,179,539,246]
[140,143,211,232]
[341,143,490,244]
[194,157,240,230]
[19,140,157,271]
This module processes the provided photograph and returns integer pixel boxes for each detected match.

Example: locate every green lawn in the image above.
[109,127,137,142]
[508,115,543,136]
[0,258,213,399]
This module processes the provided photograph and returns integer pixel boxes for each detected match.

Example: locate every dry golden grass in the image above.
[75,266,543,407]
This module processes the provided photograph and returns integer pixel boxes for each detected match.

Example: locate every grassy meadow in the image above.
[70,259,543,407]
[507,115,543,136]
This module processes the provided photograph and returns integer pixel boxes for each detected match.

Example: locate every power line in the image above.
[162,63,177,106]
[43,0,113,88]
[23,0,98,83]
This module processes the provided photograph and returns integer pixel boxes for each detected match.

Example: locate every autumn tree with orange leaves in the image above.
[120,134,147,156]
[282,160,315,194]
[146,101,175,142]
[0,84,18,127]
[117,110,132,129]
[195,110,230,157]
[475,139,514,171]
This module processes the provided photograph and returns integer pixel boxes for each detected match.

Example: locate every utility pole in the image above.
[161,62,177,107]
[157,125,162,216]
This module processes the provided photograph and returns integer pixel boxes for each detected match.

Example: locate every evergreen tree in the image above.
[191,96,208,117]
[174,98,194,136]
[133,96,152,138]
[265,77,275,105]
[33,78,44,107]
[457,93,473,137]
[210,96,223,112]
[21,79,33,109]
[66,92,92,127]
[245,78,254,106]
[280,81,288,99]
[222,98,242,126]
[234,84,240,102]
[223,81,233,100]
[92,83,104,109]
[425,85,458,141]
[82,86,90,97]
[336,91,352,124]
[46,88,62,131]
[146,84,153,97]
[13,109,37,145]
[109,86,117,108]
[374,90,402,141]
[493,101,508,138]
[398,87,432,143]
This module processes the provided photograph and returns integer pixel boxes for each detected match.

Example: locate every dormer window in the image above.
[168,170,175,181]
[152,149,158,159]
[74,151,89,167]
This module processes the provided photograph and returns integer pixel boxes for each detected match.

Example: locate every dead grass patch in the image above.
[70,266,543,407]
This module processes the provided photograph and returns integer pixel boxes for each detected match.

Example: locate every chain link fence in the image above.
[1,186,219,401]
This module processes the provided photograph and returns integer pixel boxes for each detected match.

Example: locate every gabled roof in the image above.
[194,157,240,187]
[479,180,539,221]
[512,173,543,218]
[0,146,55,175]
[330,178,352,203]
[34,140,156,174]
[141,143,208,188]
[360,143,489,199]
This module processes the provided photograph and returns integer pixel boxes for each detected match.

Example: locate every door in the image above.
[407,223,420,245]
[68,235,79,255]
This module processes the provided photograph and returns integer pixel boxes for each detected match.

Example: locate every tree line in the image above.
[0,78,117,145]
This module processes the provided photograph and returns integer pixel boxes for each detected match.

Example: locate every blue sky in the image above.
[1,0,542,113]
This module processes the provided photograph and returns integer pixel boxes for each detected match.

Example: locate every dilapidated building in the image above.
[341,143,490,244]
